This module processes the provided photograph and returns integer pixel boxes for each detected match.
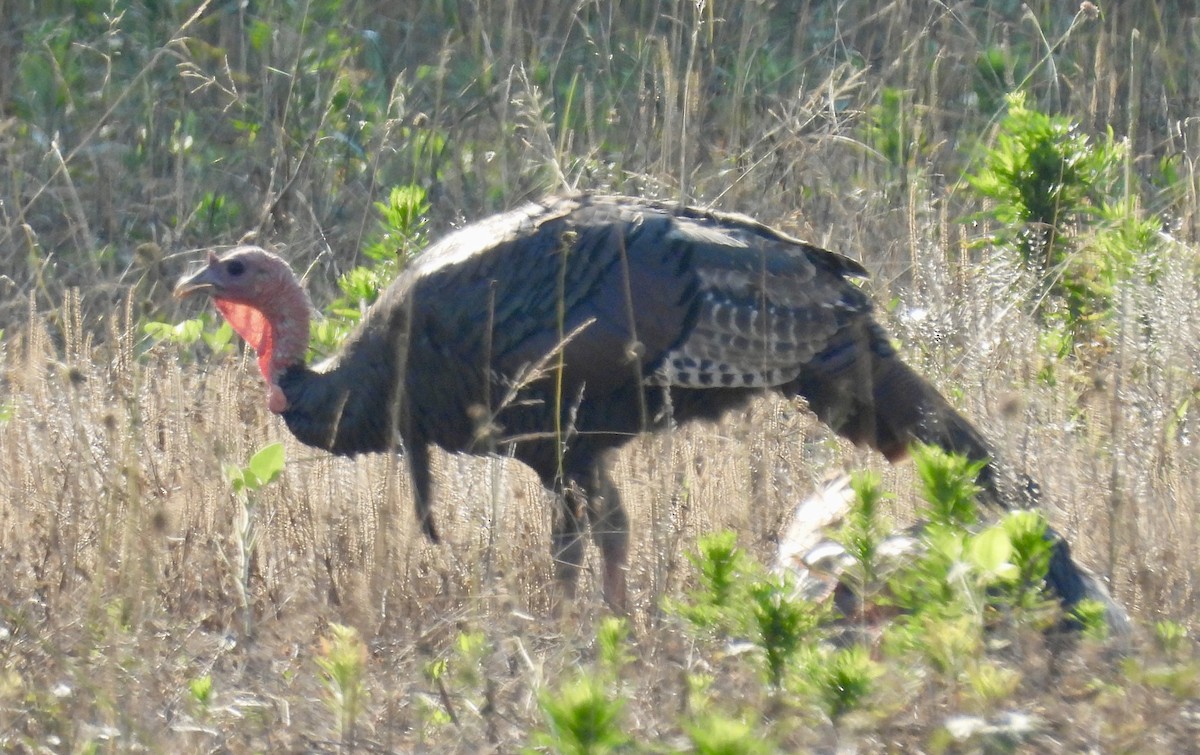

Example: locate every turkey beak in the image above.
[174,250,224,299]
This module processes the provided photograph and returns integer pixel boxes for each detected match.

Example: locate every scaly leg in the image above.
[548,461,630,612]
[550,478,587,605]
[583,462,629,612]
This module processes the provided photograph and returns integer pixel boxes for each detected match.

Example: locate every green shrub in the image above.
[966,92,1118,269]
[912,444,986,530]
[747,578,820,690]
[861,87,926,171]
[312,184,431,353]
[316,623,370,747]
[669,530,757,635]
[808,644,881,720]
[533,675,630,755]
[837,470,893,595]
[964,92,1164,357]
[685,713,773,755]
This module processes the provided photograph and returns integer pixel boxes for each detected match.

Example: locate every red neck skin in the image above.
[215,272,311,413]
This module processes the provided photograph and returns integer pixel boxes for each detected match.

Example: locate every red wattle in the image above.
[214,299,276,383]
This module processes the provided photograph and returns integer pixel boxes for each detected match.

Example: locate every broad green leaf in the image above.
[969,528,1018,583]
[247,442,286,488]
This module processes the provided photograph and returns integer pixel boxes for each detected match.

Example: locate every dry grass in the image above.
[3,0,1200,750]
[2,277,1198,748]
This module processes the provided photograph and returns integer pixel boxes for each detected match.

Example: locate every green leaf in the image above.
[202,321,234,353]
[222,462,246,493]
[142,321,174,340]
[247,442,286,488]
[144,318,204,346]
[969,527,1018,583]
[189,675,213,706]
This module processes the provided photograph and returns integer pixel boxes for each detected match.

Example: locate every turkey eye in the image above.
[227,260,246,276]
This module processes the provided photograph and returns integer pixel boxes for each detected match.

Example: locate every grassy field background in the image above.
[2,0,1199,750]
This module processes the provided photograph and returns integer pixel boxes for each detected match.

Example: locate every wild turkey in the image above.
[176,193,1121,624]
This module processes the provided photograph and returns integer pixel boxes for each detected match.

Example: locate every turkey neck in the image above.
[276,303,410,457]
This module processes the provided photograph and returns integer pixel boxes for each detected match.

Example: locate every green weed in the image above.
[964,91,1165,356]
[316,623,370,747]
[837,470,894,596]
[685,713,773,755]
[222,442,286,637]
[747,577,820,690]
[312,184,431,353]
[532,674,630,755]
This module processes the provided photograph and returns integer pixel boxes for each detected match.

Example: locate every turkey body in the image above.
[285,195,963,466]
[178,193,1117,621]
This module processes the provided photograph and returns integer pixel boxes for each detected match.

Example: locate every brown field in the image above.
[2,1,1199,750]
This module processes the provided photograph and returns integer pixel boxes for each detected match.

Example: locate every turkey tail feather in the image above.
[786,322,999,499]
[786,337,1130,634]
[868,357,1003,501]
